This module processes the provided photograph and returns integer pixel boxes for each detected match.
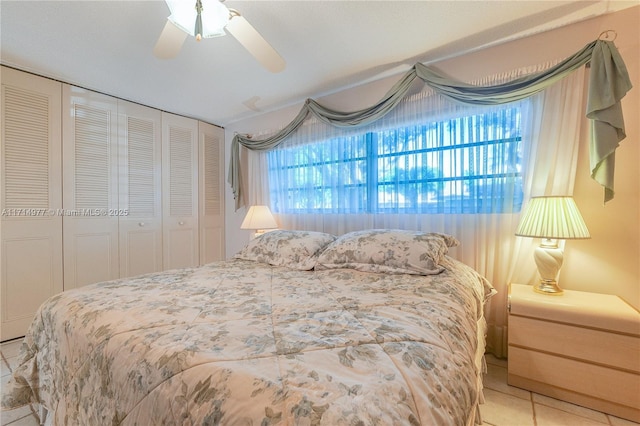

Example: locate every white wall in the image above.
[224,7,640,309]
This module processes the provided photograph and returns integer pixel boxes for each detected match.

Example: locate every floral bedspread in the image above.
[2,257,494,425]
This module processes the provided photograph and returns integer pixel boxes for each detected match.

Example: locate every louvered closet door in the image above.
[1,67,63,341]
[162,112,199,269]
[118,100,162,278]
[62,85,119,290]
[198,121,225,264]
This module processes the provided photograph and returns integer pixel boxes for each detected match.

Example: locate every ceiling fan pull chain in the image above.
[195,0,203,41]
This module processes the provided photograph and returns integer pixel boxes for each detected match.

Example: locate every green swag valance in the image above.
[228,39,632,210]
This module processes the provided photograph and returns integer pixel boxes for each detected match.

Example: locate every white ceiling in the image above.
[1,1,636,127]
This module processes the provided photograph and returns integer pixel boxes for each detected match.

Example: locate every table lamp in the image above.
[515,196,590,295]
[241,205,278,238]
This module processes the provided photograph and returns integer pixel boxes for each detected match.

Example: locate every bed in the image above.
[2,229,496,425]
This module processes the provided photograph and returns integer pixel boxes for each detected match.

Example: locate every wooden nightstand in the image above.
[507,283,640,422]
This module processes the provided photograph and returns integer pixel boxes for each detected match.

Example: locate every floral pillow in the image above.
[234,230,336,271]
[314,229,459,275]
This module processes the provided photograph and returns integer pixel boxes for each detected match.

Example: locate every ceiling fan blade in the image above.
[153,20,188,59]
[226,13,286,73]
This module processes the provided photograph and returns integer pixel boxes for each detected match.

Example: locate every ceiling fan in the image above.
[153,0,286,73]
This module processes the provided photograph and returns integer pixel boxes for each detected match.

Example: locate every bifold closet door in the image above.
[62,85,119,290]
[118,100,163,278]
[198,121,225,264]
[162,112,199,269]
[1,67,63,341]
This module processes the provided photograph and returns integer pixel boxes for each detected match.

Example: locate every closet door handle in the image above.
[138,222,145,227]
[178,221,185,226]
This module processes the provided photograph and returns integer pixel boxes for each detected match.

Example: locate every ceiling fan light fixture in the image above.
[165,0,229,39]
[155,1,285,72]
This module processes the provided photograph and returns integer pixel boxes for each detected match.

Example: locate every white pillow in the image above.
[315,229,458,275]
[234,230,336,271]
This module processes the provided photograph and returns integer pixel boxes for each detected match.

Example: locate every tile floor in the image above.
[1,338,638,426]
[2,339,39,426]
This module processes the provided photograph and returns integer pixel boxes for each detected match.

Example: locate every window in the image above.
[268,105,523,214]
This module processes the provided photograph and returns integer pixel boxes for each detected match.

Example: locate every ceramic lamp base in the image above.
[532,240,564,296]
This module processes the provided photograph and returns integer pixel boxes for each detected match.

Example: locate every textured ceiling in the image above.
[1,1,636,126]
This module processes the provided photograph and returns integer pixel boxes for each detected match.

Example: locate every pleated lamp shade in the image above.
[516,196,590,240]
[240,205,278,231]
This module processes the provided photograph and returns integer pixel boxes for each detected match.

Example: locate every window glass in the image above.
[268,105,523,214]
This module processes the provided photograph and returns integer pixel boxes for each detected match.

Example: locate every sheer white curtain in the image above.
[245,65,586,357]
[486,67,586,356]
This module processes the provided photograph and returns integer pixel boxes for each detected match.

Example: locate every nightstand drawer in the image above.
[508,283,640,422]
[509,315,640,372]
[509,346,640,409]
